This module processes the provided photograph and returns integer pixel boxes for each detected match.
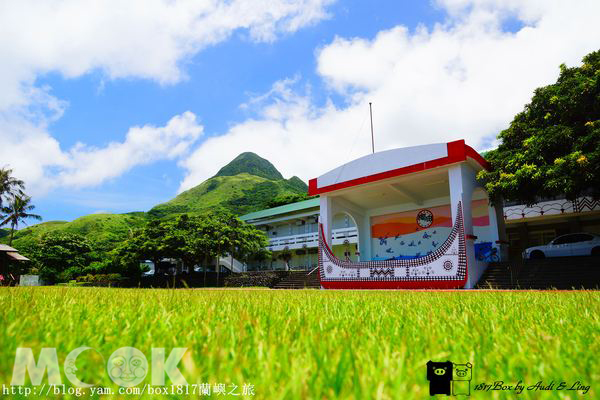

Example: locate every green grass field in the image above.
[0,288,598,399]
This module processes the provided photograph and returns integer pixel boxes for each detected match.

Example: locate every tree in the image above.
[138,219,171,275]
[478,50,600,205]
[109,211,269,285]
[0,168,24,208]
[32,232,94,282]
[1,195,42,245]
[109,233,149,278]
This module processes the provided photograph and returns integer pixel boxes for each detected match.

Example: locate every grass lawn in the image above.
[0,287,598,399]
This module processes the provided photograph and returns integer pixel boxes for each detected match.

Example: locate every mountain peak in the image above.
[214,152,284,181]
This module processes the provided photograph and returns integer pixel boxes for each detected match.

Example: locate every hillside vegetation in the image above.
[5,213,147,253]
[3,152,307,252]
[149,173,306,218]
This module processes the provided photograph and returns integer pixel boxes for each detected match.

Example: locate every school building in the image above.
[241,140,600,289]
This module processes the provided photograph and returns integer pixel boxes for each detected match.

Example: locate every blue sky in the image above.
[26,1,443,221]
[1,0,599,223]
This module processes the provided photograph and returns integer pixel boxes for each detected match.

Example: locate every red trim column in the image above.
[320,196,333,247]
[448,164,474,288]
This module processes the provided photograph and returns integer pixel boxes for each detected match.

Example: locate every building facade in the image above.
[503,194,600,260]
[240,141,600,288]
[241,198,359,270]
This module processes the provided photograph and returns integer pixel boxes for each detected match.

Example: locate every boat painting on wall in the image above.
[318,202,468,289]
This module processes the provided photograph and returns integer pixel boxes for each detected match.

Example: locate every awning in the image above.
[6,252,29,261]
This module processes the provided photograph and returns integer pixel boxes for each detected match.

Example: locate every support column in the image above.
[320,196,333,247]
[448,165,477,288]
[359,215,371,261]
[488,202,508,261]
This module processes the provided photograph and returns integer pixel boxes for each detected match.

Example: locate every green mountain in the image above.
[3,152,307,251]
[215,152,284,181]
[149,152,307,217]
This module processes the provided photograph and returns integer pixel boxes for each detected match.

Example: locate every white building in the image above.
[241,140,600,288]
[241,198,358,270]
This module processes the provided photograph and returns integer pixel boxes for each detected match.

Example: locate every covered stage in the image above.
[308,140,506,289]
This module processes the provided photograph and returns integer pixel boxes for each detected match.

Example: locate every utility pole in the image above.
[369,102,375,154]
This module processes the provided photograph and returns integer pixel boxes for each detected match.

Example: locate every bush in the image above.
[75,273,122,283]
[224,271,289,287]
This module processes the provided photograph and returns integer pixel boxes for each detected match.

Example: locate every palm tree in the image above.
[1,195,42,245]
[0,168,24,208]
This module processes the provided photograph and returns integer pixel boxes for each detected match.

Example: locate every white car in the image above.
[523,233,600,259]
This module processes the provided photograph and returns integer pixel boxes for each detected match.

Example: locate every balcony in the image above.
[504,196,600,221]
[268,227,358,251]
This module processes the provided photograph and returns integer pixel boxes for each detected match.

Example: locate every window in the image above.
[553,234,578,245]
[528,229,556,246]
[572,233,593,243]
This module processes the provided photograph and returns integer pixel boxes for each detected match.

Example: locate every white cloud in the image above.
[179,0,600,191]
[58,111,202,188]
[0,111,202,195]
[0,0,334,194]
[0,0,335,101]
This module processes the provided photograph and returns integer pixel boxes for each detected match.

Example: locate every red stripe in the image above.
[308,140,490,196]
[308,178,318,196]
[465,144,491,170]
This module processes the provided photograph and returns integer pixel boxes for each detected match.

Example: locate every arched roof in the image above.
[308,140,489,196]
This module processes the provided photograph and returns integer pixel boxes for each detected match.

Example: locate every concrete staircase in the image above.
[219,256,245,273]
[272,270,321,289]
[475,256,600,289]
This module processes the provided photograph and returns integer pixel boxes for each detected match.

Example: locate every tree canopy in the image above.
[1,195,42,245]
[113,211,270,276]
[0,167,24,208]
[0,168,41,249]
[30,232,95,282]
[478,50,600,205]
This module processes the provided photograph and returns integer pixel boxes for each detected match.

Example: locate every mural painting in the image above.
[370,199,492,261]
[371,204,453,261]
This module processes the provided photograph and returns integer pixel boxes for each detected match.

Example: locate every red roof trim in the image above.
[308,140,490,196]
[465,144,491,170]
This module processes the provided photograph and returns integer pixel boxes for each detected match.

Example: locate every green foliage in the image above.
[28,232,95,283]
[3,153,298,278]
[150,173,307,218]
[4,213,147,256]
[1,195,42,245]
[286,175,309,192]
[479,50,600,205]
[0,167,24,209]
[113,211,270,273]
[0,168,40,245]
[266,192,316,208]
[214,152,284,180]
[0,288,597,399]
[76,273,122,283]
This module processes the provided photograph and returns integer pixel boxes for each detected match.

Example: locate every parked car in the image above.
[523,233,600,259]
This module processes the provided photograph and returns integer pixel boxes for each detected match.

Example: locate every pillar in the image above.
[359,215,371,261]
[320,196,333,247]
[488,202,508,260]
[448,164,478,288]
